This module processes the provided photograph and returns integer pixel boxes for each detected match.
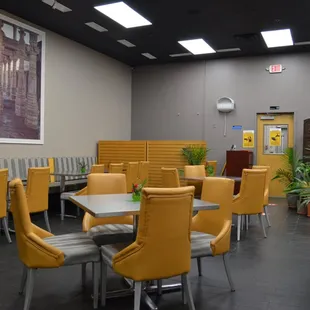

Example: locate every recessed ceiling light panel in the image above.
[94,1,151,29]
[217,48,241,53]
[42,0,72,13]
[295,41,310,46]
[261,29,293,48]
[117,39,136,47]
[142,53,156,59]
[169,52,192,57]
[178,39,216,55]
[85,22,108,32]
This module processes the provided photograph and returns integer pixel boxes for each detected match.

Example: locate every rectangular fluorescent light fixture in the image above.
[295,41,310,46]
[169,52,192,57]
[117,39,136,47]
[178,39,216,55]
[261,29,293,48]
[94,2,151,29]
[217,48,241,53]
[42,0,72,13]
[85,22,107,32]
[142,53,156,59]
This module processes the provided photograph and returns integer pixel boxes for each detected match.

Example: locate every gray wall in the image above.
[132,53,310,170]
[0,11,132,158]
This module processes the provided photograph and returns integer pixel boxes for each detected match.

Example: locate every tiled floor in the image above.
[1,198,310,310]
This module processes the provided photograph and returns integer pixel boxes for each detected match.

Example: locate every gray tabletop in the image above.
[180,176,242,182]
[51,170,90,177]
[70,193,219,218]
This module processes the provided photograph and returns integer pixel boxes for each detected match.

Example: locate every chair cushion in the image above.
[191,231,216,258]
[87,224,134,246]
[44,232,100,266]
[101,243,129,267]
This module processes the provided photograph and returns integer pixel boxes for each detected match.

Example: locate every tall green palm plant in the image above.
[272,147,301,191]
[182,145,209,165]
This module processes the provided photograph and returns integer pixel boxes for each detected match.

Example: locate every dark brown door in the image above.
[303,119,310,162]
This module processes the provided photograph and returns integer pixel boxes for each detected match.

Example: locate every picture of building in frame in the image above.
[0,14,45,144]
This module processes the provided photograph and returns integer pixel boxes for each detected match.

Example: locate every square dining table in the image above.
[70,193,219,310]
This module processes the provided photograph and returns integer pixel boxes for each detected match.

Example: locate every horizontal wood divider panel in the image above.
[147,140,207,187]
[97,141,147,170]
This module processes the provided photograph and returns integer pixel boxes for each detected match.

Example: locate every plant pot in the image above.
[297,200,307,215]
[307,203,310,218]
[132,192,141,202]
[286,193,298,209]
[80,167,86,173]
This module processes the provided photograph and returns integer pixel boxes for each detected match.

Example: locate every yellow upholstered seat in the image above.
[184,165,205,196]
[100,186,196,310]
[161,167,180,187]
[91,164,105,173]
[126,162,139,193]
[232,169,267,241]
[109,163,124,174]
[9,179,100,310]
[26,167,51,232]
[0,169,11,243]
[81,174,133,245]
[253,165,271,227]
[191,177,235,291]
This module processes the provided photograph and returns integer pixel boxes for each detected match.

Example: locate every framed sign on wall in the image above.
[0,13,45,144]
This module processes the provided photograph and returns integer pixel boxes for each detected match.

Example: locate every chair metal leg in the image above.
[264,205,271,227]
[92,262,99,309]
[44,211,51,233]
[19,265,28,295]
[197,257,202,276]
[222,254,235,292]
[76,206,80,217]
[101,262,107,307]
[157,280,162,296]
[60,200,65,221]
[24,268,35,310]
[183,274,195,310]
[241,215,244,231]
[237,215,241,241]
[81,263,87,288]
[2,217,12,243]
[181,274,186,304]
[245,215,249,231]
[134,281,142,310]
[258,214,267,238]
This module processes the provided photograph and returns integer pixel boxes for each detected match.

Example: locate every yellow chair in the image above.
[0,169,11,243]
[191,177,235,291]
[232,169,267,241]
[9,179,100,310]
[100,186,196,310]
[26,167,51,232]
[109,163,124,174]
[81,174,133,245]
[138,161,149,185]
[206,160,217,176]
[91,164,105,173]
[161,168,180,187]
[126,162,139,193]
[184,165,205,196]
[253,165,271,227]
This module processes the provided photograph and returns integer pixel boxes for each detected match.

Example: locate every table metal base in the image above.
[57,213,77,219]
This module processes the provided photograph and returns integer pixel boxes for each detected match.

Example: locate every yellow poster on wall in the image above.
[243,130,255,148]
[269,128,282,146]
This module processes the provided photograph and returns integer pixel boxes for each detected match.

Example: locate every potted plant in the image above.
[205,165,215,176]
[78,161,88,173]
[273,147,301,208]
[132,179,147,202]
[182,145,209,165]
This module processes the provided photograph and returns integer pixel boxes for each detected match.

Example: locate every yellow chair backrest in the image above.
[184,165,206,177]
[192,177,234,255]
[48,158,55,183]
[26,167,50,213]
[233,169,266,214]
[252,165,270,205]
[0,169,8,219]
[126,162,139,193]
[206,160,217,176]
[138,161,150,185]
[82,174,133,231]
[110,163,124,174]
[112,186,195,281]
[91,164,105,173]
[161,168,180,188]
[9,179,63,268]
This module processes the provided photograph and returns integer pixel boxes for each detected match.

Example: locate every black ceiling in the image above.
[2,0,310,66]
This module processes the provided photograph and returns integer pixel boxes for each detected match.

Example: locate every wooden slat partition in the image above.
[97,141,147,170]
[147,140,207,187]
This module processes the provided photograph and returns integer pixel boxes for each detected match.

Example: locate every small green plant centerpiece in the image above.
[78,161,88,173]
[182,145,209,165]
[205,165,215,176]
[132,179,147,202]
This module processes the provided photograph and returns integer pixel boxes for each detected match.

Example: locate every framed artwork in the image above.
[0,13,45,144]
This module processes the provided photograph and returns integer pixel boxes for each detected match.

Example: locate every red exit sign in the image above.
[268,64,283,74]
